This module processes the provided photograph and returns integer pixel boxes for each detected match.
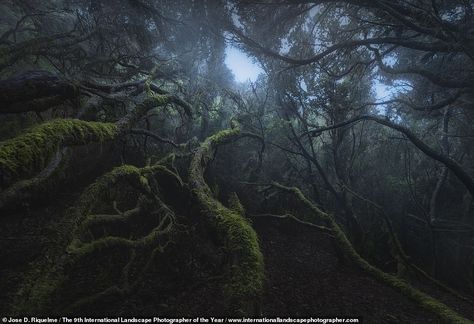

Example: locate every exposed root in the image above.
[272,182,471,324]
[343,185,474,306]
[11,161,183,314]
[251,213,333,235]
[69,202,174,258]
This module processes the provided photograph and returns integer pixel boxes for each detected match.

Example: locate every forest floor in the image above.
[2,185,474,322]
[252,216,474,323]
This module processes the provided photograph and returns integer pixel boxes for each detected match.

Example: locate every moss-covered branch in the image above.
[0,94,173,190]
[11,161,181,314]
[0,119,117,188]
[69,161,184,252]
[69,210,173,259]
[189,127,264,315]
[272,182,471,324]
[115,95,172,133]
[62,163,177,313]
[0,148,68,210]
[342,185,474,305]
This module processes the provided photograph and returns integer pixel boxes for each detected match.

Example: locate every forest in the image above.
[0,0,473,322]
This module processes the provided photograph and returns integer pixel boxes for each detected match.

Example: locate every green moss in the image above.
[63,285,125,314]
[189,127,264,315]
[74,165,143,214]
[144,164,184,188]
[5,98,184,313]
[189,127,240,191]
[274,183,471,324]
[211,198,263,314]
[116,95,171,132]
[336,223,471,323]
[228,192,245,217]
[0,119,117,185]
[80,208,140,231]
[0,146,71,210]
[69,162,179,253]
[74,164,182,218]
[84,194,175,252]
[14,161,178,314]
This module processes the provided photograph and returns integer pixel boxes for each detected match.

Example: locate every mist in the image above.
[0,1,473,322]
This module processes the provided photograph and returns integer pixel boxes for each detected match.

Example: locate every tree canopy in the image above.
[0,0,473,322]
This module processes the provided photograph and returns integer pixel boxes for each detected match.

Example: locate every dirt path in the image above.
[254,216,473,323]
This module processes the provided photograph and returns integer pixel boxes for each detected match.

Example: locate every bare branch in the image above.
[302,114,474,197]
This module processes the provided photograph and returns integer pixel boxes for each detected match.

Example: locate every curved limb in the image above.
[188,127,264,315]
[272,182,470,324]
[301,114,474,197]
[0,94,174,189]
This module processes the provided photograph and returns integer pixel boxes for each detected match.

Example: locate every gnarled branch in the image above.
[302,114,474,197]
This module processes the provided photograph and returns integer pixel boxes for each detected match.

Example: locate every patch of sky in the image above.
[382,54,397,67]
[372,78,412,116]
[340,15,350,26]
[373,80,392,101]
[300,79,308,92]
[225,45,263,83]
[231,11,243,28]
[441,6,465,21]
[374,78,411,100]
[280,38,291,54]
[309,5,319,18]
